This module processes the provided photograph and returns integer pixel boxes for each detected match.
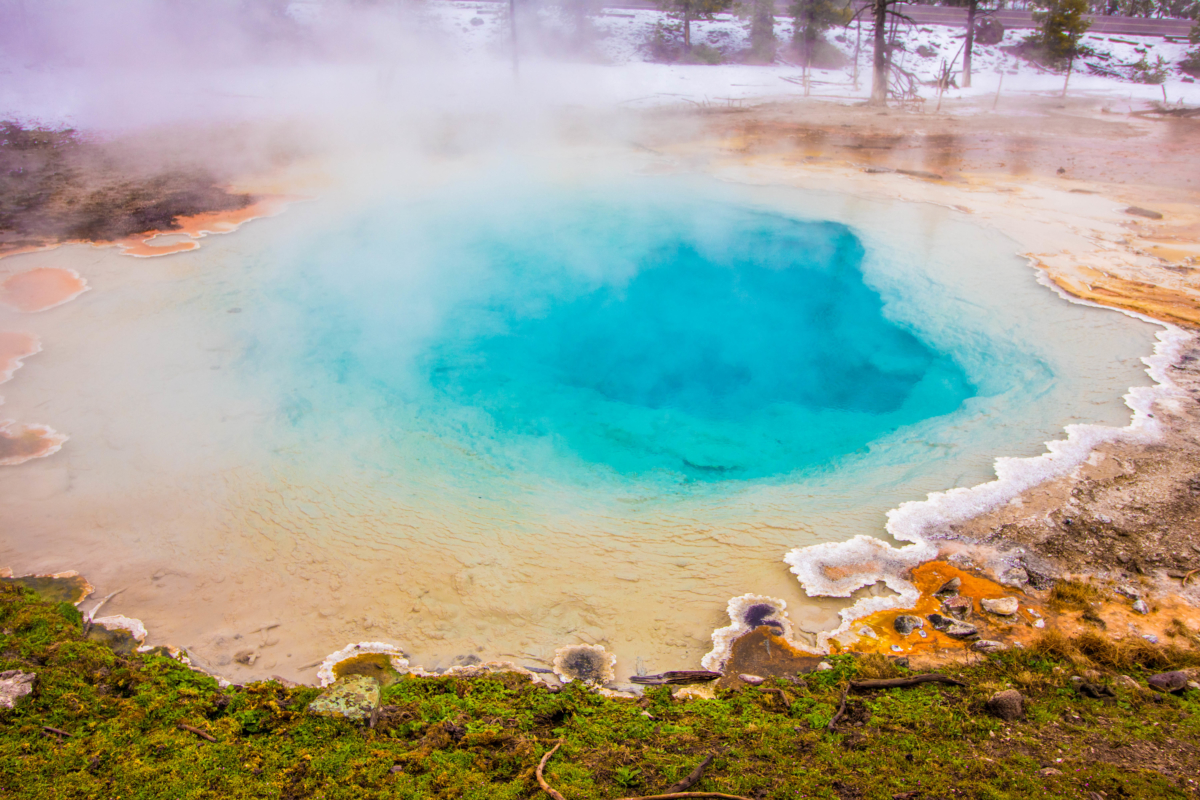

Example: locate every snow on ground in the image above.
[2,1,1197,131]
[425,0,1200,108]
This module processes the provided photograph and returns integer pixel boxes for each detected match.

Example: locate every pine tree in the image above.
[1032,0,1092,97]
[747,0,777,63]
[789,0,849,67]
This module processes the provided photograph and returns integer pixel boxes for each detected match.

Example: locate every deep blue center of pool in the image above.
[281,186,975,482]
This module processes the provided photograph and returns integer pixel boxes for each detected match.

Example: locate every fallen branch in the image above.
[758,687,792,710]
[537,740,750,800]
[177,723,217,742]
[616,794,754,799]
[850,674,967,690]
[630,670,721,686]
[1183,569,1198,586]
[827,685,849,734]
[41,725,71,738]
[664,754,714,793]
[537,740,567,800]
[82,588,126,634]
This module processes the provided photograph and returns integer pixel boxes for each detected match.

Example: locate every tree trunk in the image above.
[869,0,888,106]
[684,10,692,51]
[1062,51,1073,98]
[963,0,977,88]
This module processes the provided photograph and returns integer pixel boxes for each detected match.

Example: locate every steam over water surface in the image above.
[0,166,1159,679]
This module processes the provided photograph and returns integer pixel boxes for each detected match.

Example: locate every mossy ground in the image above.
[2,584,1199,799]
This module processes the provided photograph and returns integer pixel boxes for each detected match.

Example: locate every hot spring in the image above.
[0,163,1159,677]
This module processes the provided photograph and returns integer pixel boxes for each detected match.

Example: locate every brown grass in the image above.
[1047,579,1101,611]
[1031,629,1200,673]
[854,653,903,680]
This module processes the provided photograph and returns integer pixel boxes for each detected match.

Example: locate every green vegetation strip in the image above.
[2,583,1199,799]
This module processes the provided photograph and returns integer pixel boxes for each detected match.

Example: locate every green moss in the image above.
[332,653,403,688]
[1,582,1198,798]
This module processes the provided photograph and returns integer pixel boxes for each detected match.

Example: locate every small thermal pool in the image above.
[0,167,1160,676]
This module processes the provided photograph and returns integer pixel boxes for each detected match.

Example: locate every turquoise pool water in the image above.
[272,184,976,485]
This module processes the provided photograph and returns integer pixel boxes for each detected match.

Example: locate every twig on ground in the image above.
[663,754,714,793]
[537,740,567,800]
[1183,569,1198,586]
[82,588,126,634]
[177,723,217,742]
[850,674,967,690]
[616,792,753,799]
[537,740,750,800]
[41,726,71,739]
[758,686,792,710]
[827,684,850,734]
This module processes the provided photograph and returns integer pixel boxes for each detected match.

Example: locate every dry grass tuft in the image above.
[1048,579,1101,611]
[854,653,903,680]
[1032,629,1200,673]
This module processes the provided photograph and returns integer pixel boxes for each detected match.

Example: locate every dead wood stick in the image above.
[177,723,217,742]
[41,725,72,738]
[1183,569,1198,586]
[616,793,753,799]
[758,687,791,708]
[663,754,714,794]
[536,740,567,800]
[827,684,849,734]
[849,674,966,690]
[630,670,722,686]
[83,588,126,634]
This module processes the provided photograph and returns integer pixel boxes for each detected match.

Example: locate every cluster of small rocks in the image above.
[892,577,1025,648]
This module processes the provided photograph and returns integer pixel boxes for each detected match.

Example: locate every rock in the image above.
[927,613,952,631]
[306,675,380,721]
[973,640,1006,653]
[999,567,1028,587]
[1115,585,1140,599]
[986,689,1024,721]
[738,674,765,686]
[1132,599,1149,615]
[944,622,978,638]
[1077,681,1116,700]
[1034,619,1045,628]
[916,44,937,58]
[0,670,35,709]
[1188,681,1200,692]
[1114,675,1141,692]
[981,597,1019,616]
[935,577,962,596]
[893,615,924,635]
[1123,206,1163,220]
[1039,767,1064,777]
[234,649,258,666]
[1143,634,1158,644]
[816,662,833,672]
[942,595,973,619]
[974,17,1005,45]
[1147,671,1188,694]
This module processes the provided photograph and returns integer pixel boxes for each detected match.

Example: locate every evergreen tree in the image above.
[747,0,777,63]
[789,0,849,69]
[1032,0,1092,97]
